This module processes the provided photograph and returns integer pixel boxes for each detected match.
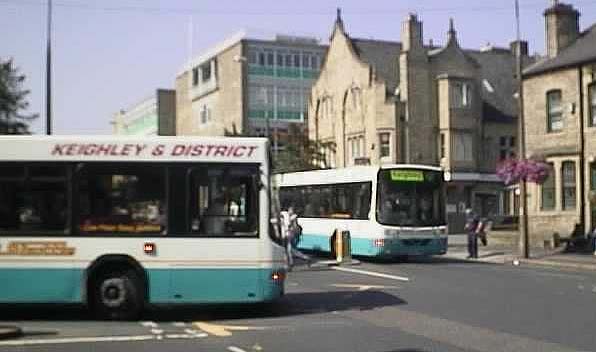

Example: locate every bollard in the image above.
[335,229,351,264]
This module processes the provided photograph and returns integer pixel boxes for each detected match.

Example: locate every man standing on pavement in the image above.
[464,208,480,259]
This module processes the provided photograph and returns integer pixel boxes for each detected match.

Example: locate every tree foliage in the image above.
[224,123,334,173]
[0,58,37,134]
[272,123,335,173]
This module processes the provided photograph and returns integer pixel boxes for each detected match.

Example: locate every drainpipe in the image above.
[578,66,586,234]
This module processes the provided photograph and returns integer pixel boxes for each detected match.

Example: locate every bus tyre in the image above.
[91,269,144,320]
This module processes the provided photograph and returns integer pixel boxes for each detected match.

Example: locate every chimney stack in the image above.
[544,1,580,58]
[401,13,423,52]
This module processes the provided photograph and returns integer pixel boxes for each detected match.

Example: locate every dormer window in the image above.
[451,81,472,108]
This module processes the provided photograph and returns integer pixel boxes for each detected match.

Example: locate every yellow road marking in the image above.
[193,322,268,337]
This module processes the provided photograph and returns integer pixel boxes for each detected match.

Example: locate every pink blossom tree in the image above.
[496,158,549,185]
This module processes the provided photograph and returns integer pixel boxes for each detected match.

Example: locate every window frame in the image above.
[546,89,563,132]
[561,160,577,211]
[0,162,72,236]
[379,132,391,159]
[589,83,596,127]
[540,162,556,211]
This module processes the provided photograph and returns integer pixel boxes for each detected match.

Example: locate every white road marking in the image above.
[172,322,187,327]
[150,328,164,335]
[331,283,399,291]
[164,334,193,339]
[0,335,155,346]
[227,346,248,352]
[331,266,410,282]
[140,321,158,328]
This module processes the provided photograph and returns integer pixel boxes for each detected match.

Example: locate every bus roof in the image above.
[276,164,442,186]
[0,135,268,163]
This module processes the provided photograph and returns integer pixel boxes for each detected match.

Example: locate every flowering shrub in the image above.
[496,158,549,185]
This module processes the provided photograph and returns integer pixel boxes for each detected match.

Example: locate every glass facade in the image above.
[246,43,324,124]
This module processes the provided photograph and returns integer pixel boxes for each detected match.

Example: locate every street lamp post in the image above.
[46,0,52,135]
[515,0,530,258]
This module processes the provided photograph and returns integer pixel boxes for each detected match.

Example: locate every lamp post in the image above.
[515,0,530,258]
[46,0,52,135]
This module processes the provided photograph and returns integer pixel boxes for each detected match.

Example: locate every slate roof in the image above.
[466,50,519,122]
[524,24,596,77]
[351,38,402,94]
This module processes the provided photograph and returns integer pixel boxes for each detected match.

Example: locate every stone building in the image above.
[175,31,326,154]
[309,11,532,231]
[523,1,596,245]
[112,89,176,136]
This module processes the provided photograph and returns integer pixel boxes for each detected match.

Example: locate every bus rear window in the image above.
[0,163,68,233]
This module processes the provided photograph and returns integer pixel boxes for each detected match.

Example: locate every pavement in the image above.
[2,256,596,352]
[446,234,596,270]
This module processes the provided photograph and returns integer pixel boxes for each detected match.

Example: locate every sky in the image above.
[2,0,596,135]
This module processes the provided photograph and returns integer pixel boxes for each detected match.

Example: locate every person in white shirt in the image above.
[280,207,311,270]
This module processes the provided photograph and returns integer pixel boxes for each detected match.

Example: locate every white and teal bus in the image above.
[276,165,447,258]
[0,136,286,319]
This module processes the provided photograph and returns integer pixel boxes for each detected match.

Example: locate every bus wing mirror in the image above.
[253,174,265,190]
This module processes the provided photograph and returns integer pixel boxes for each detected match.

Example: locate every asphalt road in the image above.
[2,257,596,352]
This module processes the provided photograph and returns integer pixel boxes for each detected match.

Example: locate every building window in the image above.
[293,53,301,68]
[499,136,516,161]
[451,82,472,108]
[379,133,390,158]
[277,53,284,67]
[200,105,211,124]
[541,163,555,210]
[285,54,292,67]
[454,133,473,162]
[200,62,211,82]
[589,83,596,127]
[266,52,274,66]
[192,67,199,86]
[547,90,563,132]
[248,51,257,64]
[439,133,445,159]
[562,161,576,210]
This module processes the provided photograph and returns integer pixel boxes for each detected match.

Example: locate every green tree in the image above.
[0,58,37,134]
[273,124,335,173]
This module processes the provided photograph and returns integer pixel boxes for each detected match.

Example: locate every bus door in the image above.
[168,165,261,302]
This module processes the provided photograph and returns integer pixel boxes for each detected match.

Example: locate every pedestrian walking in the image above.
[280,207,311,270]
[464,208,480,259]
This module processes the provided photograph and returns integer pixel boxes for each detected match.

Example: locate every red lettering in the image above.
[97,144,111,155]
[171,145,185,156]
[213,146,227,157]
[65,144,77,156]
[109,145,119,156]
[233,146,246,157]
[135,144,146,156]
[152,145,164,156]
[226,146,235,157]
[121,144,132,156]
[204,145,216,156]
[84,144,96,155]
[51,145,65,155]
[191,145,202,156]
[247,146,258,157]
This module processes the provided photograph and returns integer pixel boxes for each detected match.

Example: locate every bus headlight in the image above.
[434,228,447,236]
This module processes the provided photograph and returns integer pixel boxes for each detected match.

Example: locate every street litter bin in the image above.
[334,229,351,263]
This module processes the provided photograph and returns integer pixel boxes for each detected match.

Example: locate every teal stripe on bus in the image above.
[0,268,84,303]
[0,267,284,304]
[298,233,447,257]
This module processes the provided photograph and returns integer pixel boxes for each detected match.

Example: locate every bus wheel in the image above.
[91,268,144,320]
